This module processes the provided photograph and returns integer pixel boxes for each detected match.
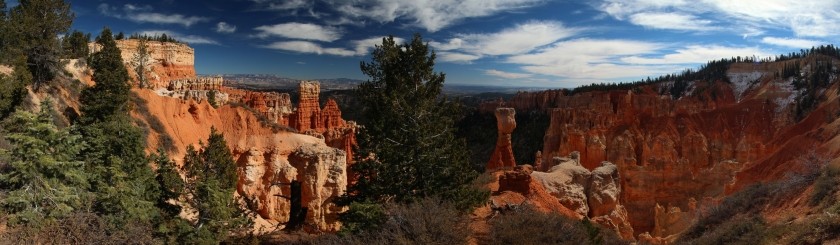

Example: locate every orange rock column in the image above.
[487,108,517,171]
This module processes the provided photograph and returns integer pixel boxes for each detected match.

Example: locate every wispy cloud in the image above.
[254,22,342,42]
[620,45,772,64]
[432,21,578,56]
[138,30,219,45]
[262,36,402,56]
[437,52,482,63]
[98,3,209,27]
[215,22,237,33]
[595,0,840,38]
[506,39,668,80]
[760,37,824,49]
[257,0,545,32]
[628,12,716,31]
[485,69,531,79]
[263,41,355,56]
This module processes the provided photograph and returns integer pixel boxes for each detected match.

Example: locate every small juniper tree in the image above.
[131,38,151,88]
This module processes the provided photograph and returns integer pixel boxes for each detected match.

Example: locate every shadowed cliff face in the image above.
[483,58,840,237]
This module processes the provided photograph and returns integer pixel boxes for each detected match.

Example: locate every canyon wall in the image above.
[91,39,195,89]
[486,59,840,239]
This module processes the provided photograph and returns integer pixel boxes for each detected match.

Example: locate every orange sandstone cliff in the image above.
[83,40,360,232]
[484,58,840,240]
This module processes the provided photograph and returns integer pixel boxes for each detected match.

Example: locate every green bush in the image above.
[810,165,839,206]
[318,198,470,245]
[489,207,627,245]
[679,215,766,245]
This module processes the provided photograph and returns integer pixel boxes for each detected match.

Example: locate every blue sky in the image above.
[57,0,839,88]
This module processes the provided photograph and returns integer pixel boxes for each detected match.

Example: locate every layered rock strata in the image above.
[487,108,517,171]
[91,39,195,88]
[528,153,634,240]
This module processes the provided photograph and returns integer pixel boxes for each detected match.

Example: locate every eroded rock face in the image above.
[487,108,517,171]
[288,144,348,231]
[291,81,323,132]
[322,99,345,130]
[531,155,591,216]
[527,153,634,240]
[536,81,782,234]
[131,89,349,232]
[91,39,196,88]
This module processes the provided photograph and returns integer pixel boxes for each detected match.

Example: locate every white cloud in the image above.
[251,0,311,10]
[263,41,355,56]
[138,30,219,45]
[351,37,405,56]
[215,22,237,33]
[98,3,209,27]
[629,12,715,31]
[620,45,771,64]
[485,69,531,79]
[506,39,668,80]
[761,37,824,49]
[595,0,840,37]
[260,36,409,57]
[433,21,578,56]
[254,22,342,42]
[308,0,544,32]
[438,52,482,63]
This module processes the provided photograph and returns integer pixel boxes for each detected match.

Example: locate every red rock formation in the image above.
[321,99,345,129]
[291,81,323,132]
[486,59,840,237]
[91,39,196,88]
[487,108,517,171]
[131,89,347,232]
[480,89,566,113]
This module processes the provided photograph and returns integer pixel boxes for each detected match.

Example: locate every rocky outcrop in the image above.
[288,144,348,231]
[480,89,566,113]
[527,153,634,240]
[321,99,345,130]
[91,39,195,88]
[531,154,591,216]
[487,108,517,171]
[131,89,348,232]
[291,81,323,132]
[536,80,781,234]
[167,76,223,91]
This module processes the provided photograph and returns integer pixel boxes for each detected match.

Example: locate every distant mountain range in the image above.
[205,74,552,95]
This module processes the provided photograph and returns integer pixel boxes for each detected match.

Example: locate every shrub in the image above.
[0,212,156,244]
[679,215,766,245]
[788,215,840,245]
[680,183,775,241]
[810,165,839,206]
[314,198,470,245]
[489,207,627,245]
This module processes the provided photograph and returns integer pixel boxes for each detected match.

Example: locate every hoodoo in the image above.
[487,107,517,171]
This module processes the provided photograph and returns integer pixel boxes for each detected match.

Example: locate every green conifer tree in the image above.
[0,100,89,226]
[78,28,159,226]
[6,0,73,86]
[180,128,251,243]
[342,34,488,219]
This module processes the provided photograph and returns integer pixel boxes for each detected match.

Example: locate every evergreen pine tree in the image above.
[151,149,192,243]
[0,63,32,119]
[179,128,251,243]
[62,30,90,59]
[131,38,151,88]
[342,34,487,215]
[78,27,159,226]
[6,0,74,86]
[80,28,131,123]
[0,100,89,226]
